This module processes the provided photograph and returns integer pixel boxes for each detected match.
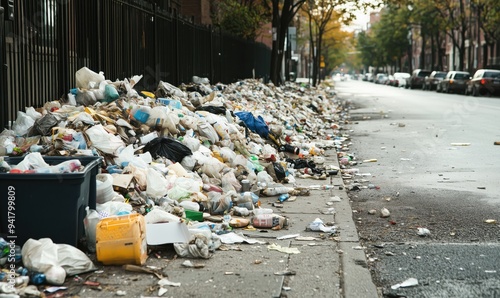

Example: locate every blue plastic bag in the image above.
[234,111,269,139]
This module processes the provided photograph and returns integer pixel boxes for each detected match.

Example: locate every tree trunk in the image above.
[270,0,280,85]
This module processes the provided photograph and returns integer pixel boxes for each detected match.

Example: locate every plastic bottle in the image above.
[262,186,292,196]
[278,194,289,202]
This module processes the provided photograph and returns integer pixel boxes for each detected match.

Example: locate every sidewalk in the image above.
[73,148,378,298]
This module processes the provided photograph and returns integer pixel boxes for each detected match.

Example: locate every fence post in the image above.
[0,6,6,129]
[56,1,69,98]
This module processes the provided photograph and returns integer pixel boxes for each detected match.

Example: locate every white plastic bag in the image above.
[96,201,132,216]
[12,111,35,136]
[21,238,96,278]
[85,125,125,155]
[75,67,105,89]
[197,122,219,144]
[13,152,50,171]
[146,167,169,198]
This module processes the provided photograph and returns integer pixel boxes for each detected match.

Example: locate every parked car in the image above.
[375,73,388,84]
[386,75,395,86]
[439,71,471,94]
[394,72,410,87]
[423,71,447,90]
[408,69,432,89]
[465,69,500,96]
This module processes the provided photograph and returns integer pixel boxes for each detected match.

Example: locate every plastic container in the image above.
[184,210,203,221]
[0,156,102,247]
[96,213,147,265]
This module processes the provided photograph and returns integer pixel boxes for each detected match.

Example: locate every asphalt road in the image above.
[334,79,500,298]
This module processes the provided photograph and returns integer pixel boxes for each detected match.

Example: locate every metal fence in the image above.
[0,0,271,129]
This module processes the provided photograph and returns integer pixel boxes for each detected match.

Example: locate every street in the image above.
[335,79,500,297]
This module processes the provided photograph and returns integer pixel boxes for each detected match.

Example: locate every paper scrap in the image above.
[267,243,300,254]
[391,277,418,290]
[277,234,300,240]
[218,232,266,244]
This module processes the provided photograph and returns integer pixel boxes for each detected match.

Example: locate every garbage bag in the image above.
[21,238,96,277]
[196,105,226,115]
[234,111,269,139]
[143,137,192,162]
[273,162,286,181]
[12,111,35,136]
[33,113,58,136]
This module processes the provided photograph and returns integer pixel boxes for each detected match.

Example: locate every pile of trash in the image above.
[0,67,350,295]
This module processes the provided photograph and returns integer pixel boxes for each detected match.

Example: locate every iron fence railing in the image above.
[0,0,270,129]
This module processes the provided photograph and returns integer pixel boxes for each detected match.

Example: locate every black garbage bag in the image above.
[196,105,227,115]
[273,162,286,181]
[143,137,192,162]
[33,113,58,136]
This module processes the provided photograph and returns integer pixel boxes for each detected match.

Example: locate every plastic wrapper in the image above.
[33,113,59,136]
[181,136,201,152]
[96,201,133,217]
[143,137,192,162]
[173,234,211,259]
[210,193,232,215]
[199,157,226,179]
[167,185,192,201]
[234,111,269,139]
[221,171,241,193]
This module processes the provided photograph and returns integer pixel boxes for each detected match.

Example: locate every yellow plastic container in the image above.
[96,213,148,265]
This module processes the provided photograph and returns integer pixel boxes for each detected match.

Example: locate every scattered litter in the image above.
[116,290,127,296]
[494,141,500,145]
[484,219,497,224]
[181,260,205,268]
[391,277,419,290]
[277,234,301,240]
[380,208,391,218]
[363,159,378,163]
[477,186,486,190]
[485,270,497,273]
[321,208,336,215]
[398,123,406,127]
[307,218,336,233]
[158,278,181,287]
[295,236,317,241]
[328,196,342,202]
[385,251,395,256]
[368,209,377,215]
[352,246,366,250]
[451,143,471,146]
[283,286,292,291]
[267,243,300,254]
[417,228,431,236]
[44,286,68,293]
[274,270,296,276]
[218,232,266,245]
[400,158,412,161]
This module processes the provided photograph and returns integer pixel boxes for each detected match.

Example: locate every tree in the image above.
[212,0,270,40]
[474,0,500,67]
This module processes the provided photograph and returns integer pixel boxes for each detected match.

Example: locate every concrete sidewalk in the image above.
[73,148,378,298]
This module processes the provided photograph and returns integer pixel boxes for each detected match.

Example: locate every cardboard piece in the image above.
[146,222,191,245]
[112,174,134,189]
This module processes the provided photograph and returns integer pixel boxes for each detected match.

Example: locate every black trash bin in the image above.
[0,156,102,247]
